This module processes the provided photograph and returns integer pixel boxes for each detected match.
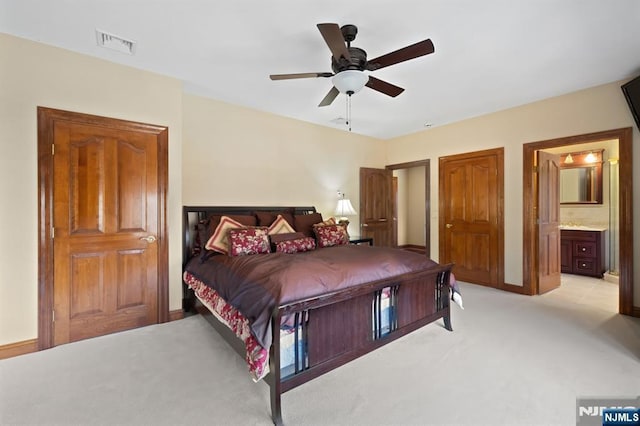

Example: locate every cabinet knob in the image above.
[581,247,586,252]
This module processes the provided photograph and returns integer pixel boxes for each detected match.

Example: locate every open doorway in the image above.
[386,160,430,257]
[523,128,634,315]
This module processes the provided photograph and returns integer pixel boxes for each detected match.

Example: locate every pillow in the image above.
[275,237,316,254]
[314,223,349,248]
[269,232,305,244]
[313,217,337,227]
[268,214,295,235]
[254,209,295,227]
[269,231,304,252]
[204,216,246,254]
[197,214,257,253]
[293,212,323,237]
[228,227,270,257]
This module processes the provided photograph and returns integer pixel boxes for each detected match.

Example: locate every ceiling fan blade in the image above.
[317,23,351,61]
[318,86,340,107]
[366,76,405,97]
[367,39,435,71]
[270,72,333,80]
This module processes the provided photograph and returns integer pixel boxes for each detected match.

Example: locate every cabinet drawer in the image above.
[573,257,598,275]
[561,230,597,241]
[573,242,596,258]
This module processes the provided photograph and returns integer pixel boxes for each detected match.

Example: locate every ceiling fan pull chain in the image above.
[347,94,352,132]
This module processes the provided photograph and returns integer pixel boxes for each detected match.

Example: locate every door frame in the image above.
[386,159,430,257]
[522,127,634,315]
[37,107,169,349]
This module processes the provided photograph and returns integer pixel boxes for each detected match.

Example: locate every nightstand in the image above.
[349,236,373,246]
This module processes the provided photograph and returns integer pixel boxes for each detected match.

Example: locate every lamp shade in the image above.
[332,70,369,94]
[335,198,357,217]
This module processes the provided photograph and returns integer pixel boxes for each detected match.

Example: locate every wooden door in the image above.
[359,167,393,247]
[536,150,561,294]
[38,108,168,348]
[439,148,503,287]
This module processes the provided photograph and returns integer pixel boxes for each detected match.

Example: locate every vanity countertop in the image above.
[559,225,607,232]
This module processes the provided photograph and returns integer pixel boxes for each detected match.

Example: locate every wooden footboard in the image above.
[266,264,452,425]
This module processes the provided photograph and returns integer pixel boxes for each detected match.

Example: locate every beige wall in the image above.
[181,93,386,231]
[385,80,640,306]
[0,33,184,345]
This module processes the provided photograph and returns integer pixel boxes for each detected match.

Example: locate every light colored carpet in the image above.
[1,280,639,426]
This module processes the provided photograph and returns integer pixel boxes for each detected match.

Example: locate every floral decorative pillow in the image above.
[228,227,270,257]
[275,237,316,254]
[204,216,245,254]
[314,224,349,248]
[268,214,295,235]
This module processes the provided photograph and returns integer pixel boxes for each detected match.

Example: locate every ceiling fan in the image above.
[269,23,435,107]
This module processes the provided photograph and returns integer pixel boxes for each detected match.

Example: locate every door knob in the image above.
[139,235,157,243]
[445,223,453,228]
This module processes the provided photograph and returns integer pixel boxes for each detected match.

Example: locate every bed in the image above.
[182,206,453,424]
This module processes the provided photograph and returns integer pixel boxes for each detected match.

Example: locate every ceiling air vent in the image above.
[95,29,136,55]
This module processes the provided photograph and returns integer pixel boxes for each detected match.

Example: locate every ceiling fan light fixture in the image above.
[332,70,369,94]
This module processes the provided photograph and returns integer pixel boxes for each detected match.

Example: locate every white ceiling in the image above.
[2,0,640,139]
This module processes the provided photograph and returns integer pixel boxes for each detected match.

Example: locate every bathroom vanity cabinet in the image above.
[560,229,606,278]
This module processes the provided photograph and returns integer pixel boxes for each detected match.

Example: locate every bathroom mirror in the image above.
[559,150,603,204]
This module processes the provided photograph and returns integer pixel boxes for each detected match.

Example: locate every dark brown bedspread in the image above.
[185,245,441,348]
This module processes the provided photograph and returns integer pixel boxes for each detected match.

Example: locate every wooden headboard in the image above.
[181,205,316,266]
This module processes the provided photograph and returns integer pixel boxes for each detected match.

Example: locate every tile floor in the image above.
[542,273,619,313]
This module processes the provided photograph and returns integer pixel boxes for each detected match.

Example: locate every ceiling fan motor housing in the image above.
[332,47,368,73]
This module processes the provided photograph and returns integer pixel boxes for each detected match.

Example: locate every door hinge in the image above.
[52,310,55,322]
[51,144,55,155]
[533,165,538,173]
[51,227,55,239]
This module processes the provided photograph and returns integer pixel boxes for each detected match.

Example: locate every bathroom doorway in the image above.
[523,128,633,315]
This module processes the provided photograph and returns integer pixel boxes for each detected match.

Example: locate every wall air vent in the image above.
[95,29,136,55]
